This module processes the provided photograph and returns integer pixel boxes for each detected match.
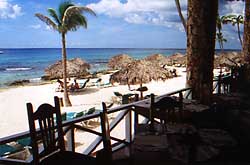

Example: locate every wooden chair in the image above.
[152,94,182,134]
[27,96,97,165]
[97,102,132,165]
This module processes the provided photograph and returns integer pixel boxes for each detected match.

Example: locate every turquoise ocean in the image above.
[0,48,239,88]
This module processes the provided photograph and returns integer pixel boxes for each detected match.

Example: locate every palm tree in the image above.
[216,32,227,51]
[223,14,244,46]
[175,0,187,34]
[216,15,227,51]
[35,1,96,106]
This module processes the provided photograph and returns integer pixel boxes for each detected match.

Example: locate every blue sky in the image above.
[0,0,245,49]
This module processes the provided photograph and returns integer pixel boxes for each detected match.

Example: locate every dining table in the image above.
[132,96,210,122]
[132,123,177,164]
[132,122,237,164]
[131,95,238,164]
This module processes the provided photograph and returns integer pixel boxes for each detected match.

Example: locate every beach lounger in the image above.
[0,144,16,157]
[72,108,99,128]
[112,92,136,104]
[70,78,90,92]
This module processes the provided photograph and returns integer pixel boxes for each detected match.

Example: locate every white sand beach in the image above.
[0,67,188,139]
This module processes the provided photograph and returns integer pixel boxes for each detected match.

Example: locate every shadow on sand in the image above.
[69,87,100,96]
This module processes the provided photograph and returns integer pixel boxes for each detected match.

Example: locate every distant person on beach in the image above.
[56,79,65,92]
[70,79,80,90]
[57,79,64,88]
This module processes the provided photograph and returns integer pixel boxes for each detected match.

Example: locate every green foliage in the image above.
[222,14,244,46]
[216,15,227,50]
[222,14,244,25]
[35,1,96,34]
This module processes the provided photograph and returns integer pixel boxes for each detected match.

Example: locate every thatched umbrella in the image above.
[166,52,186,66]
[45,58,90,79]
[107,54,134,70]
[144,54,167,66]
[214,52,243,68]
[110,60,173,98]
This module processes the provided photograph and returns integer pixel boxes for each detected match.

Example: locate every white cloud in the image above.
[87,0,187,30]
[30,24,41,29]
[88,0,244,33]
[220,1,244,16]
[0,0,22,19]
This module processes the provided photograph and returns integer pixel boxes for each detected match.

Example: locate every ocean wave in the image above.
[29,78,41,82]
[5,67,32,71]
[88,59,108,64]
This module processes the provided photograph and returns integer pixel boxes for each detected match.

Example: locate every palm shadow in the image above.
[69,87,99,96]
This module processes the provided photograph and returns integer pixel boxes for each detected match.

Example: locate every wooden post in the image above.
[125,109,132,143]
[179,92,183,122]
[134,94,139,134]
[59,97,73,151]
[65,127,74,151]
[218,67,222,94]
[59,97,64,107]
[149,93,155,132]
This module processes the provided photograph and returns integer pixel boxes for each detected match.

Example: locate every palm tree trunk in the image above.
[186,0,218,105]
[62,32,72,106]
[243,0,250,63]
[243,0,250,83]
[175,0,187,34]
[237,23,243,46]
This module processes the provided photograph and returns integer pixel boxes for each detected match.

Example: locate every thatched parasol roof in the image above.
[45,58,90,79]
[166,52,186,66]
[110,59,173,86]
[110,59,173,98]
[214,52,243,68]
[107,54,134,70]
[144,54,167,66]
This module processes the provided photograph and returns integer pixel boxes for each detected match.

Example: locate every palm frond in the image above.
[62,6,96,25]
[59,1,74,21]
[65,14,88,31]
[48,8,61,25]
[35,13,58,31]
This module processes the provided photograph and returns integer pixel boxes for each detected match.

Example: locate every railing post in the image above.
[178,92,183,122]
[134,94,139,135]
[179,92,183,104]
[125,109,132,143]
[59,97,64,107]
[149,93,155,132]
[60,96,73,151]
[122,94,132,143]
[65,126,74,151]
[217,68,222,94]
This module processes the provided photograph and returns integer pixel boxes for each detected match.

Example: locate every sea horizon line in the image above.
[0,47,241,51]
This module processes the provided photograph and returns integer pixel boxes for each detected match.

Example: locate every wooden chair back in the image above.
[27,96,65,164]
[153,96,181,124]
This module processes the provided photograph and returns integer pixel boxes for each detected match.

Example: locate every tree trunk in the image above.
[186,0,218,105]
[62,32,72,106]
[243,0,250,64]
[242,0,250,83]
[175,0,187,34]
[237,22,243,46]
